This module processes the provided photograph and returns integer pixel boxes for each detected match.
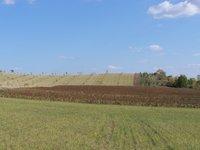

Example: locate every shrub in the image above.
[187,78,196,88]
[174,75,188,88]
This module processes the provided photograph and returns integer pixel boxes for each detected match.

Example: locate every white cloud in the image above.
[3,0,15,5]
[107,65,121,70]
[148,0,200,19]
[149,44,164,52]
[129,44,165,54]
[2,0,37,5]
[129,46,142,53]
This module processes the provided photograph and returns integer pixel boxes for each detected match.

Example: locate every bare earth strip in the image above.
[0,85,200,107]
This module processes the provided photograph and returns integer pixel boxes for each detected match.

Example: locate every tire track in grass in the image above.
[120,112,138,150]
[139,121,157,146]
[163,123,198,149]
[130,127,137,150]
[121,124,128,149]
[139,120,174,150]
[93,116,115,149]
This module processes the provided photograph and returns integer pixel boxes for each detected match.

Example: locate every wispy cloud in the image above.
[148,0,200,19]
[3,0,15,5]
[187,63,200,69]
[129,44,165,55]
[2,0,36,5]
[149,44,164,53]
[165,64,200,77]
[129,46,142,53]
[107,65,122,70]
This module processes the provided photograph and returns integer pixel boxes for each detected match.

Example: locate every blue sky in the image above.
[0,0,200,77]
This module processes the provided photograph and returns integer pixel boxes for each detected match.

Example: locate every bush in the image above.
[195,81,200,89]
[174,75,188,88]
[139,70,200,90]
[140,73,157,86]
[166,76,175,87]
[187,78,196,88]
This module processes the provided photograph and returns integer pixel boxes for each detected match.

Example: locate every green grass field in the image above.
[0,73,134,88]
[0,98,199,149]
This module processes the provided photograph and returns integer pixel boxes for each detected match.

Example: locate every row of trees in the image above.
[140,69,200,89]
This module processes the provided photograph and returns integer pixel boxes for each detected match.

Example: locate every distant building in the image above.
[197,75,200,81]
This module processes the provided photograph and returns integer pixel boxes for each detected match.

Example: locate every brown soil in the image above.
[0,85,200,108]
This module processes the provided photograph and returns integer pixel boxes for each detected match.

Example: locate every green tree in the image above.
[187,78,195,88]
[195,81,200,89]
[166,76,175,87]
[174,75,188,88]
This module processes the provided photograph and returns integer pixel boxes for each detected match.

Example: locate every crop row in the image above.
[0,85,199,108]
[0,73,134,88]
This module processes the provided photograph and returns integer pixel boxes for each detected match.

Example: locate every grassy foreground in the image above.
[0,98,199,149]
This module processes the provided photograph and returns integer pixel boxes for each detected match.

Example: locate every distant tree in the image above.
[140,72,157,86]
[187,78,196,88]
[174,75,188,88]
[154,69,166,80]
[140,72,149,86]
[10,70,14,73]
[166,76,176,87]
[139,70,200,89]
[197,75,200,81]
[194,80,200,89]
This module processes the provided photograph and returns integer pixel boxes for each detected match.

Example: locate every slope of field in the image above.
[0,73,134,88]
[1,85,200,108]
[0,98,199,149]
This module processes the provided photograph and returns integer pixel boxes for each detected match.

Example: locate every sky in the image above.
[0,0,200,77]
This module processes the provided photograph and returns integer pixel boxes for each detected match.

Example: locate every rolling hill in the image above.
[0,72,134,88]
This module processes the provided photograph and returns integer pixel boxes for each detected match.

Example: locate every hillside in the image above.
[0,73,134,88]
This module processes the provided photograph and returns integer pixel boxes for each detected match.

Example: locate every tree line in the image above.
[139,69,200,89]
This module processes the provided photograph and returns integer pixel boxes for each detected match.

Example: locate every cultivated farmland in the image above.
[0,98,199,149]
[1,85,200,108]
[0,73,134,88]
